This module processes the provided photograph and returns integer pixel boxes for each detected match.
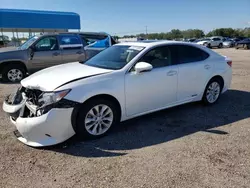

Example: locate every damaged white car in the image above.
[3,41,232,147]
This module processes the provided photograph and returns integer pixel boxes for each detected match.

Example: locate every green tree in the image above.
[0,35,9,41]
[168,29,183,39]
[182,29,205,39]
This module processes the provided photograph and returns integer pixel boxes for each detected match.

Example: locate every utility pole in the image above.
[145,26,148,39]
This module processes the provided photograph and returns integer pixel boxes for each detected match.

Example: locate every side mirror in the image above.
[134,62,153,74]
[28,46,35,60]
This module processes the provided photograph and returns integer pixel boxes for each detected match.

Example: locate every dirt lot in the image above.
[0,48,250,188]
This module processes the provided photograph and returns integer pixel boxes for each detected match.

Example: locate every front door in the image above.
[125,46,178,116]
[29,36,62,72]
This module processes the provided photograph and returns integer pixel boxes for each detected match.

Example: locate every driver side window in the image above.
[35,36,58,51]
[138,46,171,68]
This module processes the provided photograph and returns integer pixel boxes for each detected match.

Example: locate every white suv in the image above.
[197,37,223,48]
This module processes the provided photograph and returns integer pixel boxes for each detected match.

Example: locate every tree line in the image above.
[116,28,250,40]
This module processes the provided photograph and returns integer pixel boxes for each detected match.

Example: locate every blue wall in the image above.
[0,9,80,29]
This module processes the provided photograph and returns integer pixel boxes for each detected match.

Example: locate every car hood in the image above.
[0,47,20,53]
[21,62,113,91]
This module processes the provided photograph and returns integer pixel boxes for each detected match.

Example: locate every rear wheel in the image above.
[244,44,249,50]
[2,64,26,82]
[202,79,222,105]
[75,98,119,139]
[218,43,223,48]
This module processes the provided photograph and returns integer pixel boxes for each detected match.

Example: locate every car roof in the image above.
[115,40,222,58]
[115,40,199,48]
[39,32,110,37]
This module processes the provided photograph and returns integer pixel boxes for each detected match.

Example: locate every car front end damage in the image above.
[2,87,78,147]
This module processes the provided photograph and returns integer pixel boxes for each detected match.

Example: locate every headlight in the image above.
[38,89,71,107]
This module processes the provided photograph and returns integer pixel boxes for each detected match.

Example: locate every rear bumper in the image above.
[222,69,232,93]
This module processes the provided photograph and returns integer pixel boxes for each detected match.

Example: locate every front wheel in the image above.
[2,64,26,82]
[202,79,222,105]
[75,99,119,139]
[218,43,223,48]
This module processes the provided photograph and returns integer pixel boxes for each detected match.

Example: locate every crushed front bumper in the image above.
[2,90,77,147]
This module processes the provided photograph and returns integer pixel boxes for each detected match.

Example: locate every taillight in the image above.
[227,60,232,67]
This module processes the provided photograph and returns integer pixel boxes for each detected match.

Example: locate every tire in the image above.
[244,44,250,50]
[2,64,26,82]
[202,78,222,105]
[218,43,222,48]
[75,98,120,139]
[205,43,211,48]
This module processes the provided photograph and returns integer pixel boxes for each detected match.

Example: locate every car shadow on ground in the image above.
[49,89,250,157]
[0,80,20,85]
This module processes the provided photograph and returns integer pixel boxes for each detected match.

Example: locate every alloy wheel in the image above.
[206,82,221,103]
[84,104,114,136]
[7,69,23,82]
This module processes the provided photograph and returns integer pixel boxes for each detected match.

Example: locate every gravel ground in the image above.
[0,48,250,188]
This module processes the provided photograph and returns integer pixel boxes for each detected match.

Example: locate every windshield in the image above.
[19,36,39,50]
[84,45,144,70]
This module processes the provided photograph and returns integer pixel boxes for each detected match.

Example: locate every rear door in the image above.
[29,35,62,72]
[59,34,86,64]
[168,45,212,103]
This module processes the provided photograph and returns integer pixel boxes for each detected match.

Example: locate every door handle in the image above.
[76,51,83,54]
[53,52,60,56]
[167,70,177,76]
[204,65,211,69]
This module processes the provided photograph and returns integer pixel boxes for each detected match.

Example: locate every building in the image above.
[0,8,81,45]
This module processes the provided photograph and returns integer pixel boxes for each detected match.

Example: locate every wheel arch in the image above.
[209,75,224,90]
[0,61,27,74]
[203,75,225,95]
[71,94,122,131]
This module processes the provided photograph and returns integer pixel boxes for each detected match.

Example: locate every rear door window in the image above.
[59,35,83,50]
[169,45,209,64]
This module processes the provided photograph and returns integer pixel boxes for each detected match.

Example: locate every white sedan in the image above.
[3,41,232,147]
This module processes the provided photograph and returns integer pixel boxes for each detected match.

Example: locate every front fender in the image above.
[59,74,126,120]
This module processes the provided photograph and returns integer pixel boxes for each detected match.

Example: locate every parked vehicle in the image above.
[0,32,115,82]
[3,41,232,147]
[223,39,235,48]
[196,37,223,48]
[183,38,196,43]
[232,37,246,46]
[235,38,250,49]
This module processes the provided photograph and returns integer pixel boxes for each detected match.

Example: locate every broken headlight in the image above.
[38,89,71,107]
